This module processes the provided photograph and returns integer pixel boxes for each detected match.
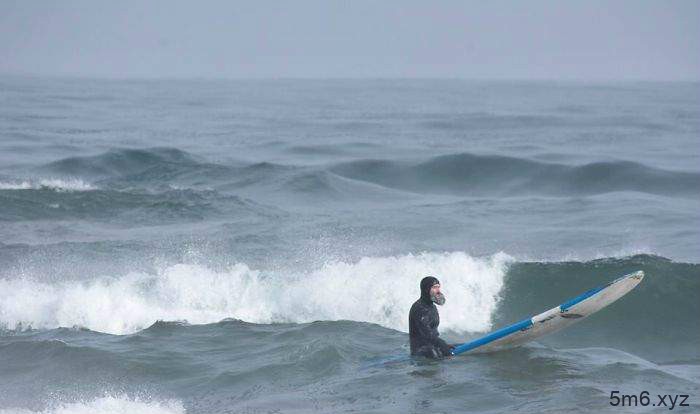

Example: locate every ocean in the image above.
[0,77,698,413]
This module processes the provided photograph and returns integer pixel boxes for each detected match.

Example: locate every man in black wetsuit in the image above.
[409,276,454,358]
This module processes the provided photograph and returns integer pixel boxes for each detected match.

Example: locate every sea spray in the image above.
[0,395,185,414]
[0,251,511,335]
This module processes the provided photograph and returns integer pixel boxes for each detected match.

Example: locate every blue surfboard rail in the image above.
[451,318,533,356]
[559,285,605,311]
[450,273,637,357]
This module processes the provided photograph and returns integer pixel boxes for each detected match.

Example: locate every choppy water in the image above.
[1,77,699,413]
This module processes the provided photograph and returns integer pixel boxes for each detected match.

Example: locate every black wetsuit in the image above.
[408,277,453,358]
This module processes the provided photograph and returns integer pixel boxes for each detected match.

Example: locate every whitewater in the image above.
[0,252,509,335]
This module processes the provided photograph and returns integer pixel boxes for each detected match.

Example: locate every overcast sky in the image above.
[1,0,698,80]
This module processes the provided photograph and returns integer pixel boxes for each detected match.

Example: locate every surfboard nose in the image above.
[631,270,644,280]
[616,270,644,284]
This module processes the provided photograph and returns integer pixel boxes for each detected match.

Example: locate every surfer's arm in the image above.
[417,315,453,356]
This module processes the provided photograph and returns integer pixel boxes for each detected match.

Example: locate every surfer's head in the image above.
[420,276,446,306]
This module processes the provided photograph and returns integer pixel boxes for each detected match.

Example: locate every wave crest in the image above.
[0,252,511,335]
[0,395,185,414]
[0,178,95,192]
[331,153,700,198]
[41,147,200,179]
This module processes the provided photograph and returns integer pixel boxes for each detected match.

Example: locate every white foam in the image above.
[0,178,95,192]
[0,395,185,414]
[0,181,32,190]
[0,252,512,335]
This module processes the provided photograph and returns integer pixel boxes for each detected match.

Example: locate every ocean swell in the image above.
[331,153,700,198]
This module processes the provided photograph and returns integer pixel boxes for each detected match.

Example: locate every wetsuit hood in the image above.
[420,276,440,304]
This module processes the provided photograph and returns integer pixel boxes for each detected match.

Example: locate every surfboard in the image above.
[451,270,644,356]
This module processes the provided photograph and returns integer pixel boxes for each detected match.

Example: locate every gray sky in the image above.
[1,0,698,80]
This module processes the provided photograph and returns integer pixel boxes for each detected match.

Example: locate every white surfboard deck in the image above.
[452,271,644,356]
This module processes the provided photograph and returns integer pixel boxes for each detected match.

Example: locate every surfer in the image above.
[409,276,455,358]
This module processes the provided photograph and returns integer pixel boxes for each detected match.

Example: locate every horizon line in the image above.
[2,72,699,84]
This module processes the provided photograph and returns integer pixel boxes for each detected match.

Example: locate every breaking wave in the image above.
[0,252,510,335]
[0,178,95,192]
[0,395,185,414]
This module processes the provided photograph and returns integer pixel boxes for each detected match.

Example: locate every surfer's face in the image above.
[430,283,446,305]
